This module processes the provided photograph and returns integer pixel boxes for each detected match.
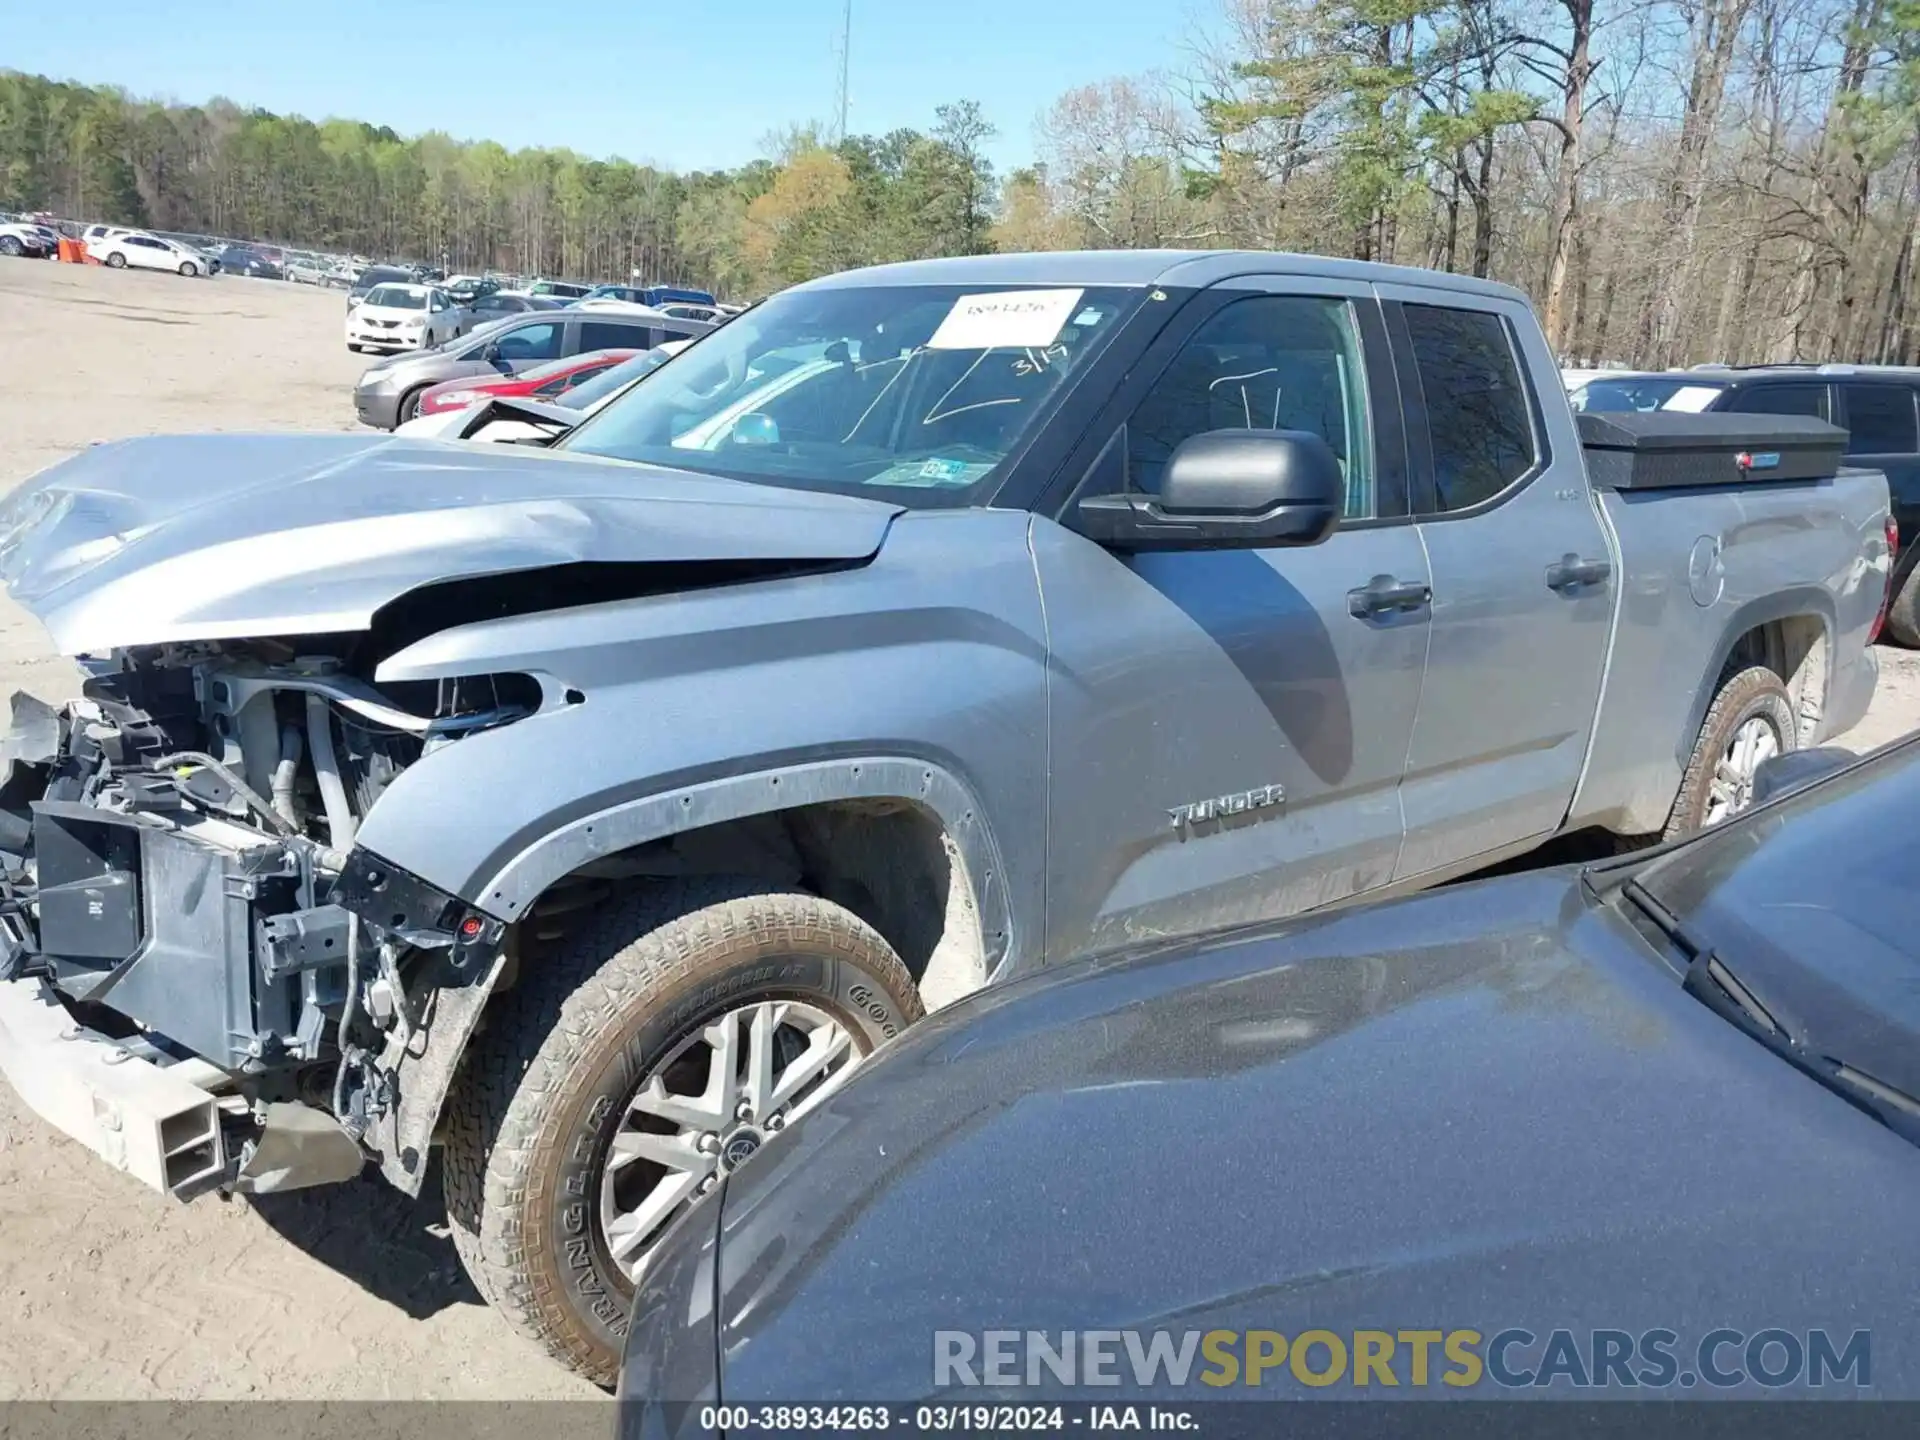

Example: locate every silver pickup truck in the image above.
[0,251,1891,1383]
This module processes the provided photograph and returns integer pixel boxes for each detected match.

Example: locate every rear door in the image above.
[1036,277,1432,957]
[1378,285,1614,878]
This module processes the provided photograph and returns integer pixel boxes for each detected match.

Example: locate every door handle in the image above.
[1545,554,1612,591]
[1348,574,1432,619]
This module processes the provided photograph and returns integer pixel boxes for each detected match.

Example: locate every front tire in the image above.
[396,386,428,424]
[1663,665,1797,839]
[105,251,126,268]
[178,261,198,277]
[442,878,921,1386]
[0,236,20,257]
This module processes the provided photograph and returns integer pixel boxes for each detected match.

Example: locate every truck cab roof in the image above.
[794,248,1530,305]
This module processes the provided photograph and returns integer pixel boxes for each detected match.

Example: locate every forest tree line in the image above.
[2,0,1917,367]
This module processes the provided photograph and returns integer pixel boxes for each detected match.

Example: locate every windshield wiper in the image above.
[1624,879,1782,1036]
[1622,880,1920,1143]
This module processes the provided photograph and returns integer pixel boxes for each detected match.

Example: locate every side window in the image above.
[494,322,561,362]
[1403,304,1537,513]
[1725,383,1827,419]
[1126,295,1376,520]
[1842,384,1920,456]
[580,320,644,352]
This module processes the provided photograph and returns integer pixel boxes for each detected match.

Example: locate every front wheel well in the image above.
[514,799,991,1013]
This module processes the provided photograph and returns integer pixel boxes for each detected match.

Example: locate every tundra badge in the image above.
[1169,783,1287,830]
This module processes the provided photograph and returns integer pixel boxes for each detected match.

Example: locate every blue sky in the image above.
[8,0,1206,173]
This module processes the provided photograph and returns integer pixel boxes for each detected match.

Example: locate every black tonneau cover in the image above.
[1577,411,1847,490]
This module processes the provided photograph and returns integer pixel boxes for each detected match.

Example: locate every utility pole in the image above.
[832,0,852,142]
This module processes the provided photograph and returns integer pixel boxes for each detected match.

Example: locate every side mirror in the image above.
[730,412,780,447]
[481,341,503,364]
[1074,430,1344,552]
[1750,746,1855,807]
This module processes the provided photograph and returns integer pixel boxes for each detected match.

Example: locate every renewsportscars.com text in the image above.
[933,1328,1871,1391]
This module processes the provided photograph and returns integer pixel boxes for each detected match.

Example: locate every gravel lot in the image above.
[0,258,1913,1399]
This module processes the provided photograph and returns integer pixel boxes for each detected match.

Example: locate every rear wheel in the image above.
[0,236,20,257]
[1882,558,1920,648]
[1664,665,1797,839]
[105,251,126,268]
[442,878,920,1386]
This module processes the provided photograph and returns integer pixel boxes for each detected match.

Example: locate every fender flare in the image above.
[1672,586,1837,770]
[368,755,1014,1195]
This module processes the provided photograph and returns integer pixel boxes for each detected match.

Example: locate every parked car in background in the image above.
[95,231,217,276]
[0,251,1887,1387]
[395,341,689,442]
[413,347,641,416]
[80,223,133,257]
[285,255,330,285]
[448,289,565,336]
[441,273,496,303]
[660,302,724,322]
[1575,363,1920,646]
[621,733,1920,1411]
[217,245,284,280]
[0,222,55,258]
[346,264,416,310]
[527,278,593,299]
[354,306,709,426]
[343,282,459,354]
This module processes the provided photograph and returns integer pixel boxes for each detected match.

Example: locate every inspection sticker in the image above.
[929,288,1085,350]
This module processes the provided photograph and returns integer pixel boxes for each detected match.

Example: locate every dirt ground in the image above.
[0,258,1915,1399]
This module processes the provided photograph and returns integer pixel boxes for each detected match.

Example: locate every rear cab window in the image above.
[1402,303,1539,513]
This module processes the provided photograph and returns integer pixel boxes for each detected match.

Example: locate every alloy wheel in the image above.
[1704,715,1780,826]
[597,999,860,1281]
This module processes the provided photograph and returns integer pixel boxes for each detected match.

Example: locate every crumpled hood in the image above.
[0,434,902,653]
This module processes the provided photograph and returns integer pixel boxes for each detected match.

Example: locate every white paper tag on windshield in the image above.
[928,288,1085,350]
[1663,385,1723,413]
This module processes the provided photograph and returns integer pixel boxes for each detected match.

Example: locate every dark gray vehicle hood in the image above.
[689,871,1920,1401]
[0,434,901,652]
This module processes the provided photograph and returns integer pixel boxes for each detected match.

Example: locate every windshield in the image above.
[561,282,1138,505]
[1573,376,1727,414]
[1632,738,1920,1122]
[365,286,425,310]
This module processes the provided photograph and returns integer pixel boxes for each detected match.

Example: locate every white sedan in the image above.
[95,231,216,276]
[345,282,459,354]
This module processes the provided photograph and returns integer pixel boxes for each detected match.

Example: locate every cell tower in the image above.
[832,0,852,142]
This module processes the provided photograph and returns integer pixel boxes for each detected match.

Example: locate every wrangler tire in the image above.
[441,877,920,1386]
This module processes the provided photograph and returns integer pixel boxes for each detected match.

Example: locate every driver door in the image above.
[1036,279,1432,959]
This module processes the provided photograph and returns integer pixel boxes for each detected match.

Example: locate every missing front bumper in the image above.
[0,974,227,1196]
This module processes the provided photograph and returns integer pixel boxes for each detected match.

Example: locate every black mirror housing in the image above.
[1750,746,1856,807]
[1074,429,1344,553]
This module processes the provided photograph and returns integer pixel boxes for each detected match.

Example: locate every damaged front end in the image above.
[0,644,519,1199]
[0,433,902,1202]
